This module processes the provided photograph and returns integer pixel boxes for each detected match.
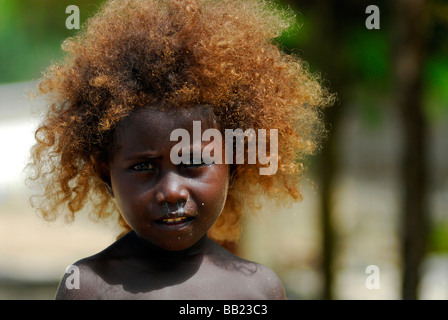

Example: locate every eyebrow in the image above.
[122,151,160,162]
[121,141,211,162]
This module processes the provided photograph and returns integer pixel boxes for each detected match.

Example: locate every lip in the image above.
[154,211,196,231]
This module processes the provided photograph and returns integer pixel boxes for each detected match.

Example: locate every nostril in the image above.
[156,191,166,205]
[160,199,188,217]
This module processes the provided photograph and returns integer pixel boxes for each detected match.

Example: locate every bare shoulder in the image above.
[54,236,129,300]
[208,242,286,300]
[250,262,287,300]
[55,258,100,300]
[54,256,107,300]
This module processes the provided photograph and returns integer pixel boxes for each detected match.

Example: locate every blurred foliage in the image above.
[424,0,448,124]
[275,0,448,128]
[275,0,393,132]
[0,0,105,83]
[1,0,446,126]
[429,221,448,253]
[424,55,448,123]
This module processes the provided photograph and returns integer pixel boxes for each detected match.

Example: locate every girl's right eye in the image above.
[132,162,154,172]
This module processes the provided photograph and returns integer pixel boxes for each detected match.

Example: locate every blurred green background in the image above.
[0,0,447,299]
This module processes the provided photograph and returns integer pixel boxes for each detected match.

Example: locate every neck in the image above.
[131,231,209,260]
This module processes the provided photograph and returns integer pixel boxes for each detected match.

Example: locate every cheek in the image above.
[114,190,153,233]
[110,171,147,220]
[201,165,229,215]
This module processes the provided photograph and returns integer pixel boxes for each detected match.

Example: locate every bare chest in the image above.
[93,262,264,300]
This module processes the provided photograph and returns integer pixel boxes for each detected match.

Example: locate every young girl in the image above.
[28,0,332,299]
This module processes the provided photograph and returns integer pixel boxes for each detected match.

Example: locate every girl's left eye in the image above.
[183,158,207,168]
[132,162,154,171]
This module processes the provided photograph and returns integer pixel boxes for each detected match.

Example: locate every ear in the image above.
[105,183,114,198]
[96,161,114,198]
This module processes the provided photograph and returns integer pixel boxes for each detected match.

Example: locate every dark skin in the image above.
[55,107,286,300]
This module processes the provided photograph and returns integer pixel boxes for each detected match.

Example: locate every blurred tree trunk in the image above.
[318,102,339,300]
[286,0,351,300]
[392,0,429,300]
[308,1,347,300]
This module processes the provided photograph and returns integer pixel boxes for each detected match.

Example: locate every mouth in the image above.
[155,212,195,230]
[157,216,194,225]
[154,201,196,230]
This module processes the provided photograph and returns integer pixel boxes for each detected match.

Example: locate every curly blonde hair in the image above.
[28,0,333,245]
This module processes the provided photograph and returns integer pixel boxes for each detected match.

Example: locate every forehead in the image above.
[112,106,219,153]
[121,106,218,133]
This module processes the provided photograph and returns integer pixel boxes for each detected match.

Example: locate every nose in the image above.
[155,172,189,207]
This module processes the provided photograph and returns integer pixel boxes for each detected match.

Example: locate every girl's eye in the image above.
[183,158,207,168]
[132,162,154,171]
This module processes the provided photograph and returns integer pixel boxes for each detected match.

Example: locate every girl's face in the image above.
[108,107,229,251]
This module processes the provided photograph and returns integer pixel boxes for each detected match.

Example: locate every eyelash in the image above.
[132,162,154,172]
[131,159,208,172]
[182,158,207,167]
